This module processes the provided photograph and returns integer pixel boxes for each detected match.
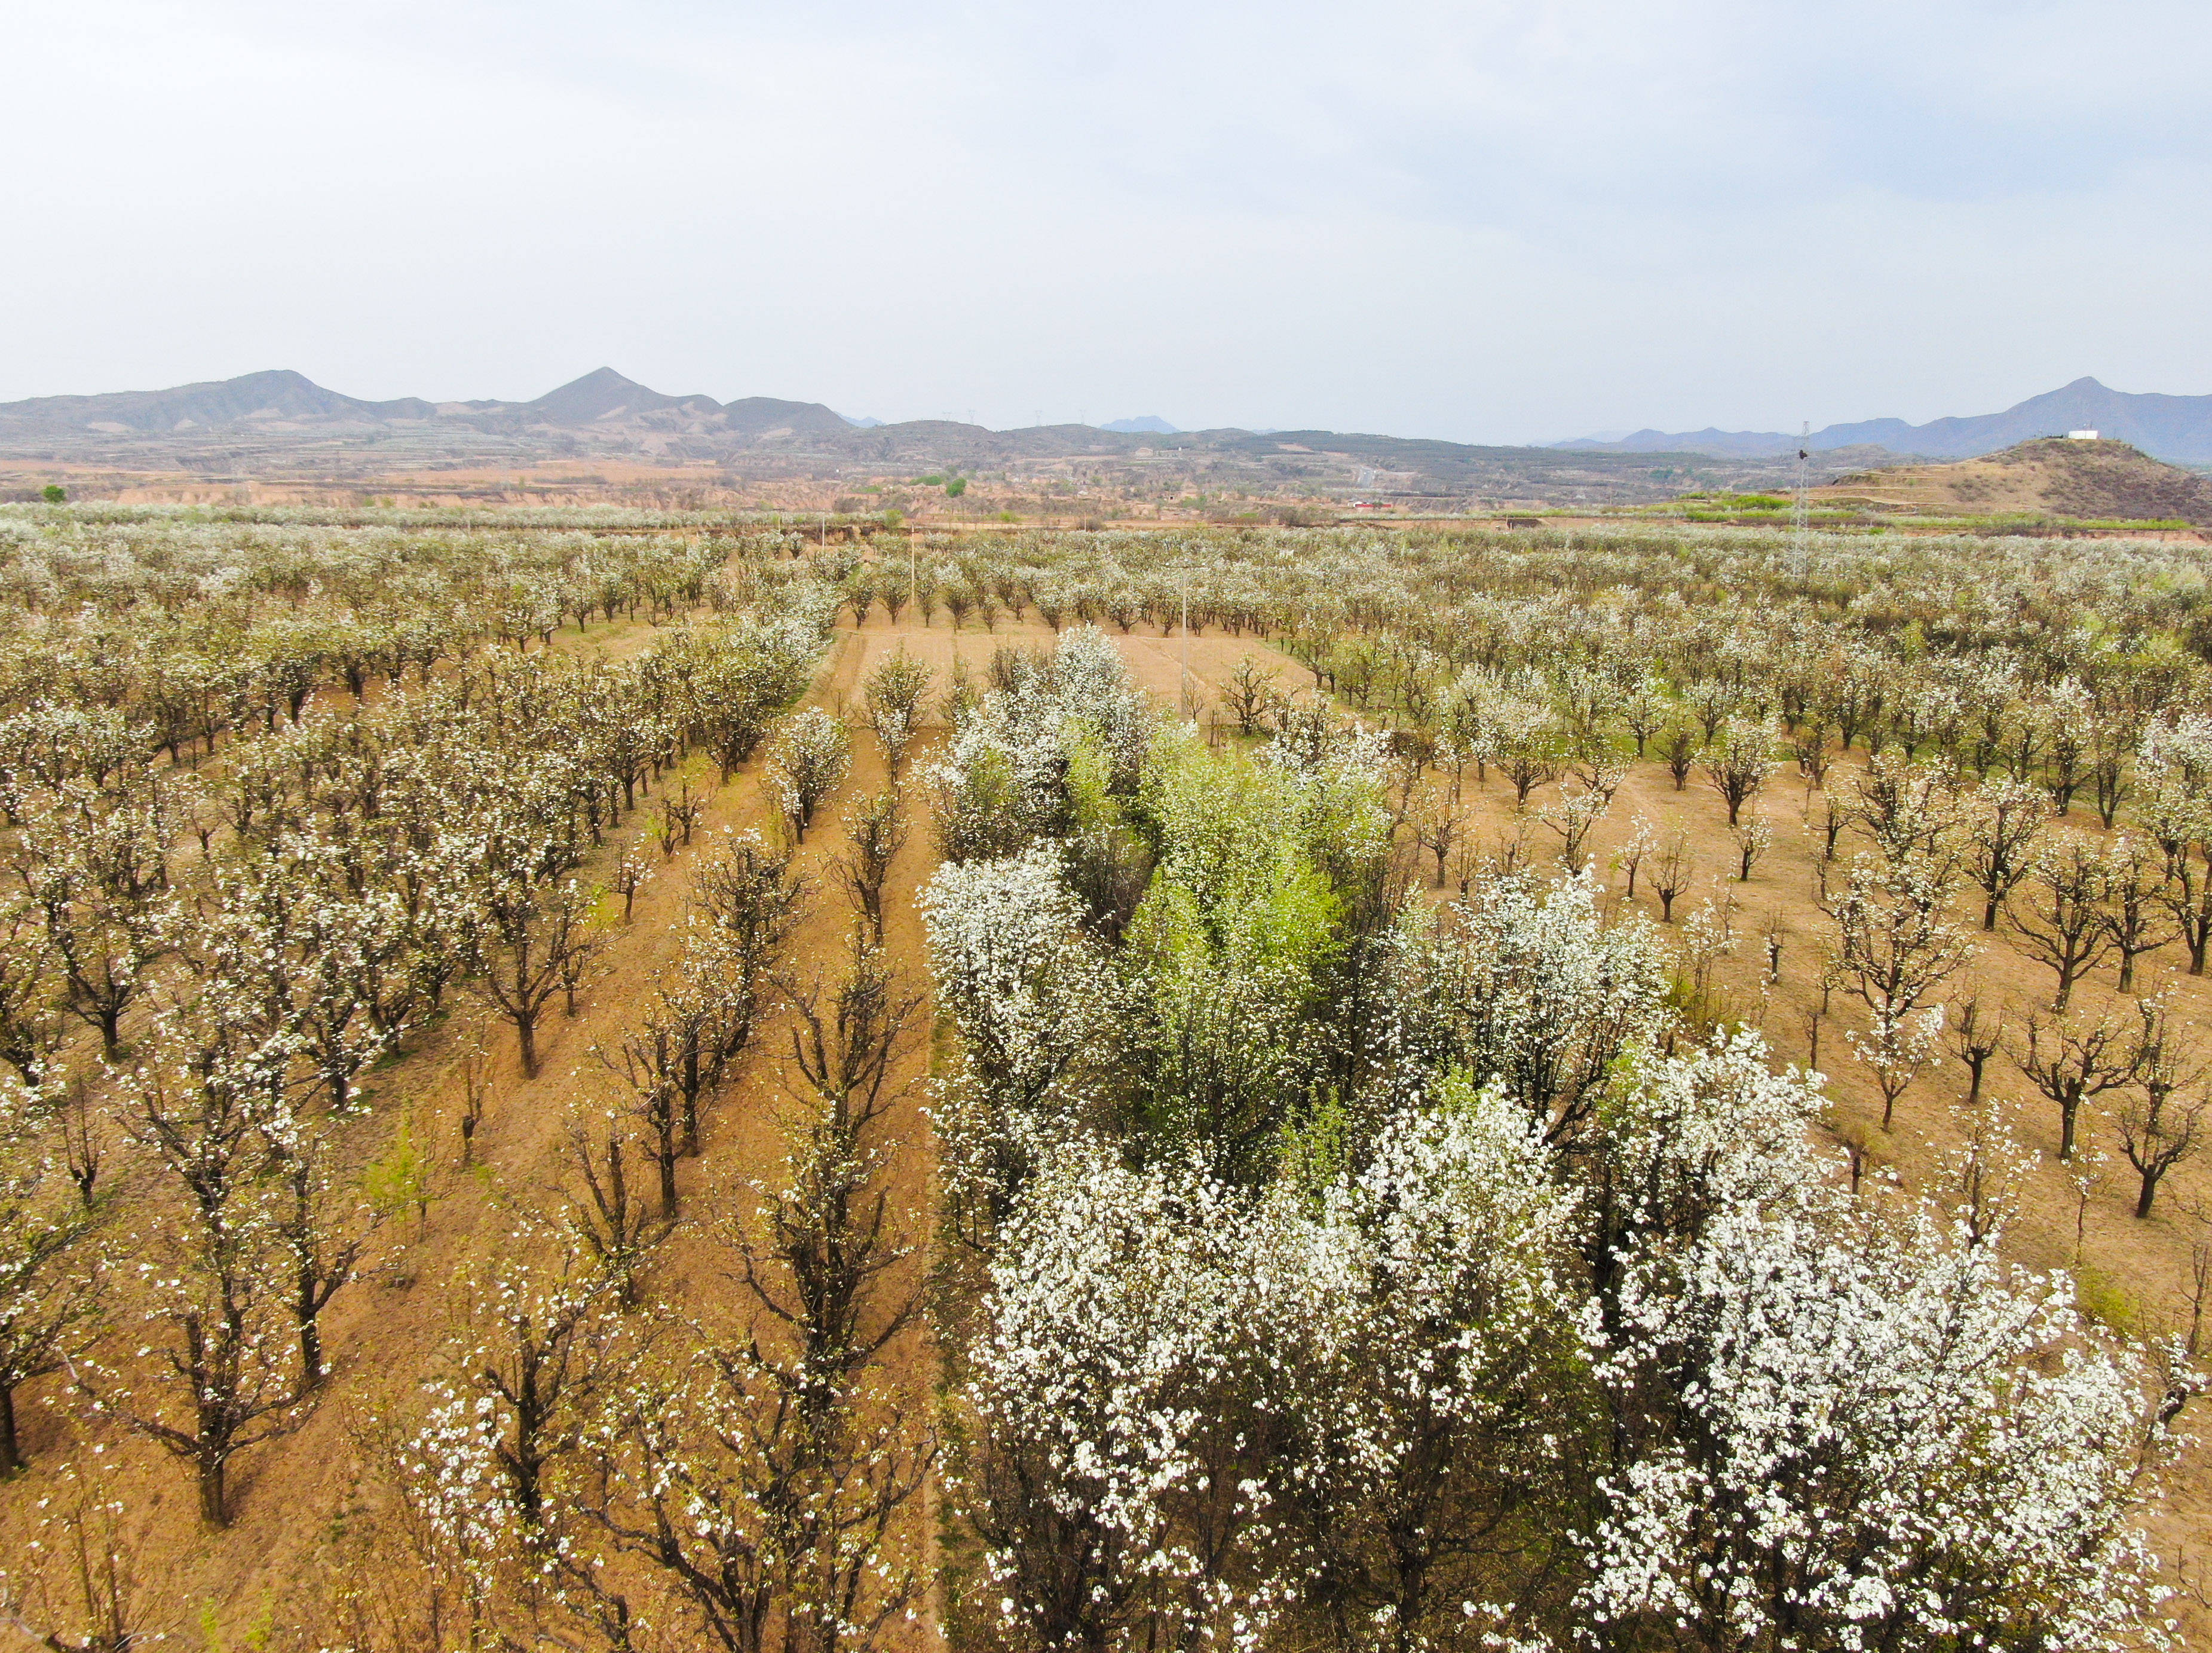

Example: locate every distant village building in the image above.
[2066,429,2100,440]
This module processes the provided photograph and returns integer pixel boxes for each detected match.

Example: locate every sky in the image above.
[6,0,2211,443]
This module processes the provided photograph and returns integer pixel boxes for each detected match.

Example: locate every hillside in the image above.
[1816,436,2212,527]
[1557,376,2212,463]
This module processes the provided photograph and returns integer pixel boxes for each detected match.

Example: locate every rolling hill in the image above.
[1818,437,2212,527]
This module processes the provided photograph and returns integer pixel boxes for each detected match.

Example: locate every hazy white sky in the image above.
[7,0,2211,441]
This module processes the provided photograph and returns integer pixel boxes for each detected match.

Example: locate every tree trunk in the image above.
[298,1269,326,1392]
[516,1012,540,1080]
[2137,1170,2161,1220]
[200,1455,229,1528]
[0,1381,20,1474]
[2058,1098,2079,1161]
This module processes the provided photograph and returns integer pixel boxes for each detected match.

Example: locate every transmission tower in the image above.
[1791,421,1811,562]
[1179,574,1194,723]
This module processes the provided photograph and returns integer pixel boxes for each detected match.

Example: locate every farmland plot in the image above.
[1,504,2209,1649]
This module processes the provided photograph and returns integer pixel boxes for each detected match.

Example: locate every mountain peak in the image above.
[520,367,691,423]
[570,366,647,393]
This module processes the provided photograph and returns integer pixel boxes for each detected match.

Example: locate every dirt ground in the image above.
[5,605,2207,1645]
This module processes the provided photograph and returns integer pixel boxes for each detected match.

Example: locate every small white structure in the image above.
[2066,429,2100,440]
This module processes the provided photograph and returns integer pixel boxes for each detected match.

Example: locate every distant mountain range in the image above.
[14,369,2210,473]
[0,365,1938,507]
[0,366,856,446]
[0,368,1396,472]
[0,369,1197,448]
[1555,378,2212,464]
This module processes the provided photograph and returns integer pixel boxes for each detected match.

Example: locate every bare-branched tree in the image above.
[834,789,908,950]
[2008,834,2115,1011]
[2015,1009,2136,1162]
[2119,997,2209,1218]
[1699,717,1779,827]
[1962,777,2046,932]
